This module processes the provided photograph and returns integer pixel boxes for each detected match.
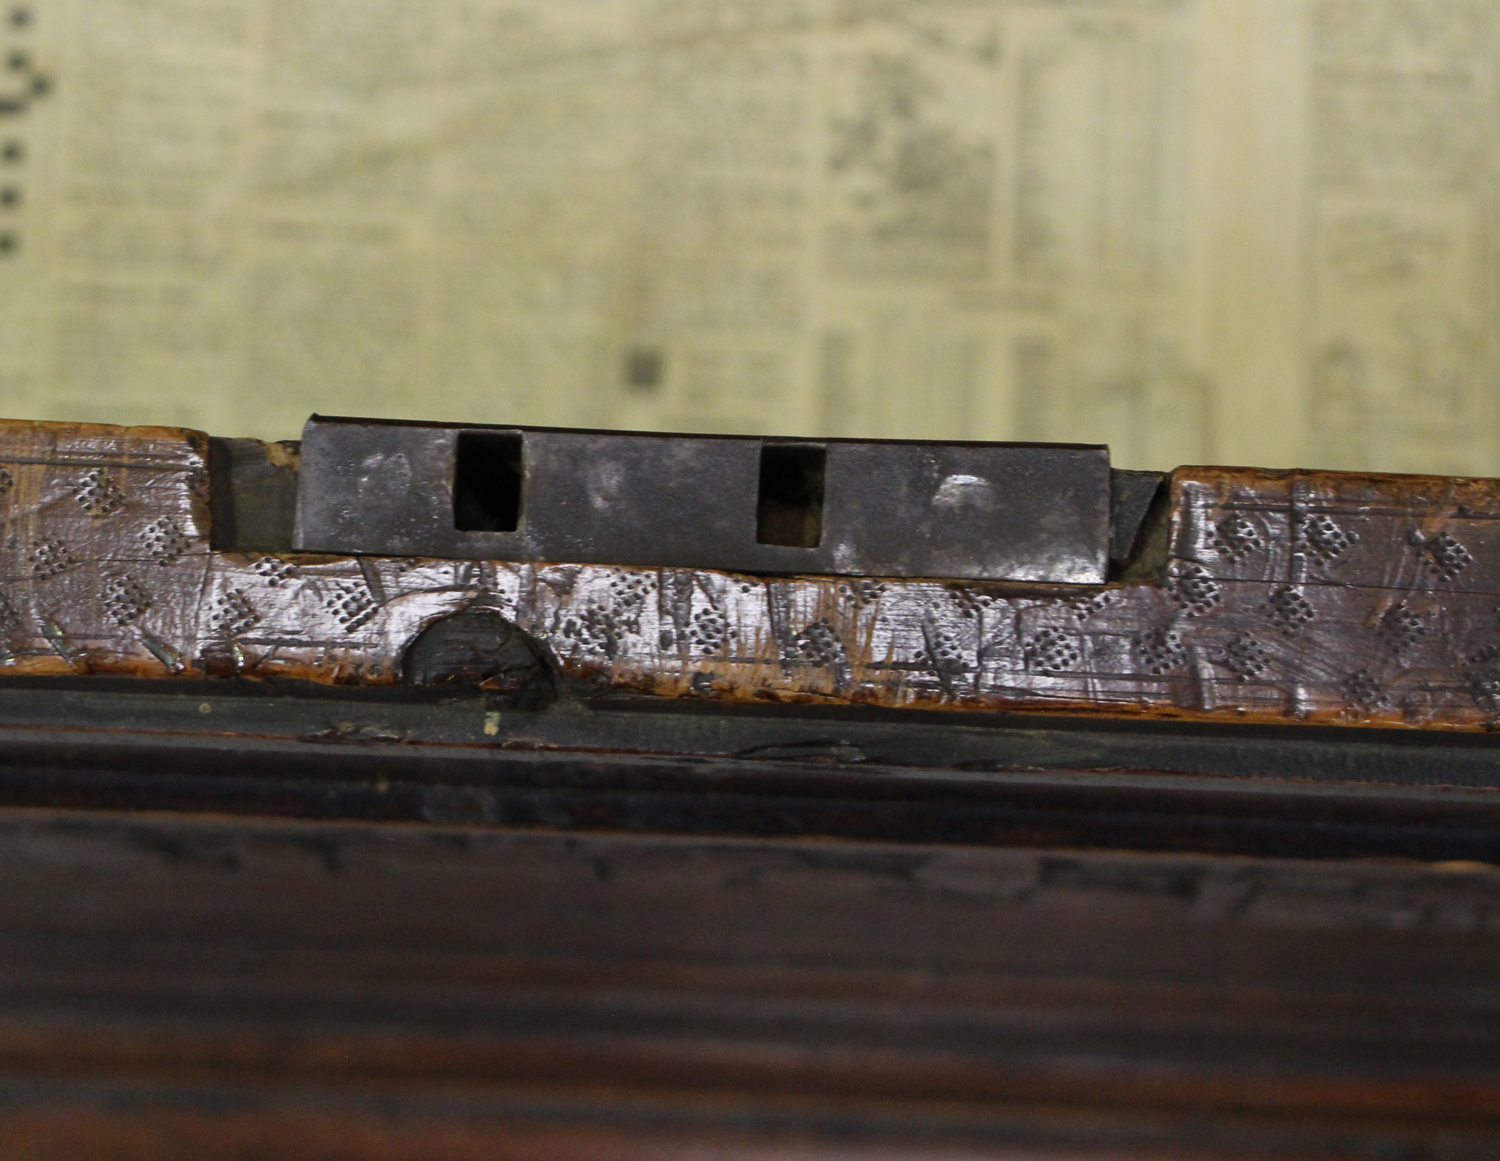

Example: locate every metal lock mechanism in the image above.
[293,416,1133,585]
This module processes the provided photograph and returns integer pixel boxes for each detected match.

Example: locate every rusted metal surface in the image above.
[5,419,1500,729]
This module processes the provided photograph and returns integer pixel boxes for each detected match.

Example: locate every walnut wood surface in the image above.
[4,419,1500,729]
[0,807,1496,1158]
[3,420,1500,1158]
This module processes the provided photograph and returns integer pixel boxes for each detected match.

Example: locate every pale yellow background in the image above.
[0,0,1492,472]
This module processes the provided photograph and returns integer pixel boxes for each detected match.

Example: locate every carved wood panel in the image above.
[4,421,1500,729]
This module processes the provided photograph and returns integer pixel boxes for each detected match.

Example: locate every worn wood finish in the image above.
[0,808,1497,1158]
[5,418,1500,1158]
[6,420,1500,729]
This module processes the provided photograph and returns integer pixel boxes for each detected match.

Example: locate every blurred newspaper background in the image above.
[0,0,1490,471]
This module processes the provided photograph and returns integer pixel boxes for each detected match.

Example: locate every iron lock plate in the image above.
[293,416,1112,584]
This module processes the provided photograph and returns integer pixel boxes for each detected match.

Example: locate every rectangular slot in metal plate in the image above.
[293,417,1111,584]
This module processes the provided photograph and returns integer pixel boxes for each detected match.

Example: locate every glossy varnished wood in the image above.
[0,420,1499,1157]
[0,808,1494,1158]
[4,421,1500,728]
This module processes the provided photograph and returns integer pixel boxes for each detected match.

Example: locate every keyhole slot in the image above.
[454,431,523,532]
[756,443,825,548]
